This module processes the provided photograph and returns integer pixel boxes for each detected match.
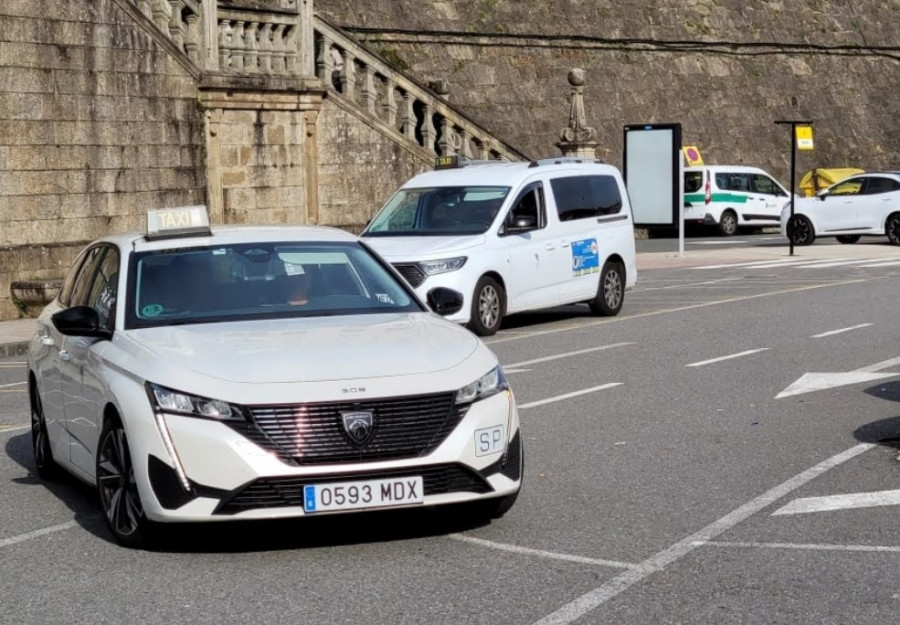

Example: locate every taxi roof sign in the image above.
[146,205,211,240]
[435,155,464,170]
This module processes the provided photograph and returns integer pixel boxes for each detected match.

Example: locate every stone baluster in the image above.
[460,128,473,159]
[339,50,355,99]
[284,25,298,74]
[137,0,153,19]
[218,20,231,70]
[400,91,415,140]
[383,78,398,130]
[231,21,245,71]
[476,139,490,160]
[152,0,172,31]
[167,1,185,48]
[245,22,259,72]
[360,66,377,115]
[316,34,334,84]
[438,117,452,156]
[258,23,273,73]
[422,104,436,153]
[271,24,286,73]
[183,12,200,62]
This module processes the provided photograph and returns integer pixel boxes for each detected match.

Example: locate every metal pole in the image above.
[789,123,796,256]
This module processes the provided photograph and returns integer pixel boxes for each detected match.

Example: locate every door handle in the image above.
[545,243,556,250]
[560,241,570,248]
[59,350,71,362]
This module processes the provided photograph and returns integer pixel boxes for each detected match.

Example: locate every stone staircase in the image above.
[121,0,526,162]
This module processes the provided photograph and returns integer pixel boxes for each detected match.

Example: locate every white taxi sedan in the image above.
[781,172,900,246]
[27,206,522,548]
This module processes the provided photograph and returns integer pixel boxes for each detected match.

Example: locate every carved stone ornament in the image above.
[556,68,598,158]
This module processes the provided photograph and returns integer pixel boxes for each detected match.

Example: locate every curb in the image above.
[0,342,29,359]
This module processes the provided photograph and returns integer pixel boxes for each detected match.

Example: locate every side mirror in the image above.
[426,287,464,317]
[51,306,112,340]
[506,215,537,234]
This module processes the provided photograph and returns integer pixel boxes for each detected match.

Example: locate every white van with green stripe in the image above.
[683,165,790,235]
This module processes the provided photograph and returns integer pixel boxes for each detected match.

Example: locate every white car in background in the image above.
[26,206,522,548]
[782,172,900,246]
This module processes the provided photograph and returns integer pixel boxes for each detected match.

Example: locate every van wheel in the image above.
[719,210,738,236]
[836,235,861,244]
[467,276,504,337]
[589,261,625,316]
[886,213,900,245]
[787,215,816,246]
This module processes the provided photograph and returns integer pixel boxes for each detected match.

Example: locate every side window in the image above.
[505,183,545,232]
[551,175,622,221]
[752,175,780,196]
[84,247,120,330]
[830,178,865,196]
[68,246,107,307]
[863,177,900,195]
[716,173,751,192]
[57,249,89,307]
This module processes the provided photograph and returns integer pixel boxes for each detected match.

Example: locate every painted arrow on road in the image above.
[776,356,900,399]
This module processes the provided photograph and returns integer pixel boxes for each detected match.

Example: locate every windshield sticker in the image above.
[571,238,599,276]
[141,304,164,317]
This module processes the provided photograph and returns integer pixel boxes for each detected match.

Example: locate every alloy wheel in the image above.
[479,285,500,329]
[97,425,143,538]
[603,269,622,310]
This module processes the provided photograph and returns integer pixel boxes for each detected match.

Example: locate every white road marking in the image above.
[530,443,874,625]
[0,424,30,433]
[812,323,873,338]
[702,541,900,554]
[796,259,881,269]
[854,356,900,373]
[688,240,749,245]
[505,343,634,369]
[631,278,736,292]
[503,368,532,374]
[773,489,900,516]
[518,383,622,409]
[776,356,900,399]
[0,381,26,388]
[686,348,769,368]
[449,534,638,570]
[0,521,79,549]
[859,260,900,268]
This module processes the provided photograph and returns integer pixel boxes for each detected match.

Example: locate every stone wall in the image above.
[0,0,206,318]
[317,0,900,182]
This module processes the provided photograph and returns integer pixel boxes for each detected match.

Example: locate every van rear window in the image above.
[684,172,703,193]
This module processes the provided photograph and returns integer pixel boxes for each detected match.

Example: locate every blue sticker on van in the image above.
[571,238,599,276]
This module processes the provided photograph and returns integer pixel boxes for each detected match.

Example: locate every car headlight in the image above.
[456,366,509,404]
[418,257,467,276]
[146,383,246,421]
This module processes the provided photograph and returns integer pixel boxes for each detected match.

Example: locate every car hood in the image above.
[363,234,486,260]
[127,313,480,383]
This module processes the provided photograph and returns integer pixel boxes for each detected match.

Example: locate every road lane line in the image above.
[0,424,29,433]
[485,278,871,345]
[797,259,881,269]
[812,323,873,338]
[530,443,874,625]
[859,260,900,268]
[854,356,900,373]
[0,381,26,388]
[518,383,622,409]
[702,541,900,554]
[505,343,634,369]
[772,489,900,516]
[0,521,79,549]
[631,278,737,292]
[686,348,770,368]
[449,534,639,570]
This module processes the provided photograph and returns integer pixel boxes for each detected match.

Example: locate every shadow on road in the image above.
[853,383,900,452]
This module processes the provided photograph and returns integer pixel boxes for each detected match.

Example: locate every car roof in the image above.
[96,224,359,254]
[401,159,620,188]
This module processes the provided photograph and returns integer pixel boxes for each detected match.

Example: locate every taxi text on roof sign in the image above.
[435,155,464,170]
[146,205,211,240]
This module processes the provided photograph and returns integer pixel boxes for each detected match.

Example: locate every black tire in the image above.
[467,276,504,337]
[718,210,738,236]
[589,261,625,316]
[30,387,59,480]
[886,213,900,246]
[96,417,158,549]
[836,235,861,244]
[787,214,816,246]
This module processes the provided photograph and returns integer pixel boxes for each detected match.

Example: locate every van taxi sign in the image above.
[146,205,211,240]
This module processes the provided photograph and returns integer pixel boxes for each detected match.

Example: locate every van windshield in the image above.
[363,186,510,236]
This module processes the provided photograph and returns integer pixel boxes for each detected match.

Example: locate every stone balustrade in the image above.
[130,0,204,63]
[217,7,299,74]
[314,18,524,162]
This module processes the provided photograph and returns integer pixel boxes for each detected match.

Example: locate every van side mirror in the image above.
[426,287,464,317]
[506,215,537,234]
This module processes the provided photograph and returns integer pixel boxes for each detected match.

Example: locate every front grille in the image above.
[242,393,468,465]
[392,263,427,288]
[214,464,492,514]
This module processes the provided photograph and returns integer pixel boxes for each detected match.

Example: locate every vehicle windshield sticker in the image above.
[571,238,599,276]
[141,304,164,317]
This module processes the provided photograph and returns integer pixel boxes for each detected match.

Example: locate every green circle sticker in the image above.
[142,304,163,317]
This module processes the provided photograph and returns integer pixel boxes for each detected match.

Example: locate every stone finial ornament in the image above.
[556,68,598,158]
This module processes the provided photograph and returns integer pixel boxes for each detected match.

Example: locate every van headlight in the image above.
[146,383,246,421]
[419,257,467,276]
[456,366,509,404]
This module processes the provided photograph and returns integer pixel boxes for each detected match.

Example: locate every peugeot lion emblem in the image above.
[341,411,375,446]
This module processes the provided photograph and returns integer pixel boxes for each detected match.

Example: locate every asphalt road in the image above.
[3,257,900,624]
[634,227,887,254]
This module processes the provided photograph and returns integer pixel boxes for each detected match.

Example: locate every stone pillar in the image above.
[298,0,315,76]
[555,68,598,158]
[202,0,218,71]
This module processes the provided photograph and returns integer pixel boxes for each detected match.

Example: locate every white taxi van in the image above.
[683,165,791,235]
[27,206,522,547]
[361,157,637,336]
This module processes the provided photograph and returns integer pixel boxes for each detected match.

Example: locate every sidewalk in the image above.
[1,242,897,358]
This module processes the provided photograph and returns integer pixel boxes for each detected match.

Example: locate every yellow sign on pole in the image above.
[683,146,704,166]
[796,126,814,151]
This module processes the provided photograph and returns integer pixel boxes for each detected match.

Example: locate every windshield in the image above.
[363,186,510,236]
[125,242,422,329]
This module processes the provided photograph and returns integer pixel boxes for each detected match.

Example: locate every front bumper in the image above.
[139,390,521,522]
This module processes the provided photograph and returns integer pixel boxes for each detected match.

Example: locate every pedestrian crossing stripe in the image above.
[693,258,900,270]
